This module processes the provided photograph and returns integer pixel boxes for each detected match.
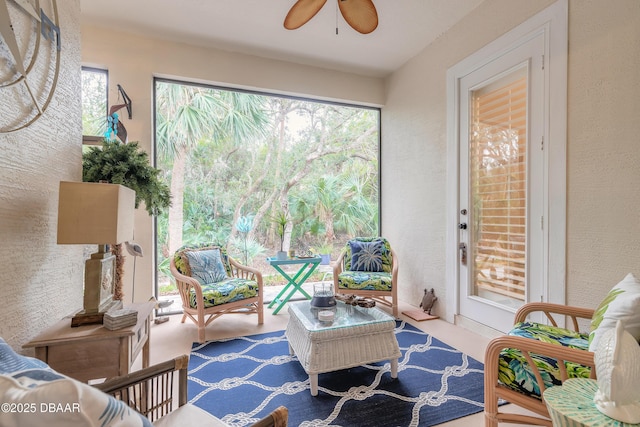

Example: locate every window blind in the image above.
[470,76,527,301]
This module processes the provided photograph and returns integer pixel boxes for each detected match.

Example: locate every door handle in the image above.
[459,243,467,265]
[458,223,467,230]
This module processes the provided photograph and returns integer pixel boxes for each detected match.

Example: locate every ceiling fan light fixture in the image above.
[284,0,327,30]
[284,0,378,34]
[338,0,378,34]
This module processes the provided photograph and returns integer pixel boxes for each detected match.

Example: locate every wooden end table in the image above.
[23,301,154,383]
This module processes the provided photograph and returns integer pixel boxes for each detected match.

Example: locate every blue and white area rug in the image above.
[188,321,485,427]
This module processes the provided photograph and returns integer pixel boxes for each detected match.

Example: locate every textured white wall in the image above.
[382,0,640,321]
[80,26,386,303]
[565,0,640,307]
[0,1,82,351]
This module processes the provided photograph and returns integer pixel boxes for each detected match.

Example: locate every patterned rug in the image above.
[188,321,485,427]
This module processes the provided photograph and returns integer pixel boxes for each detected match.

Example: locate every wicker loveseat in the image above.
[170,244,264,343]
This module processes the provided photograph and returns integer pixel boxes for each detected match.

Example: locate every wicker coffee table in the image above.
[286,300,400,396]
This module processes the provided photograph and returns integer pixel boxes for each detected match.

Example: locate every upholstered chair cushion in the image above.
[189,278,259,309]
[497,322,591,399]
[337,271,392,292]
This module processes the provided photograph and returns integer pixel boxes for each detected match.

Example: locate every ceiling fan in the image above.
[284,0,378,34]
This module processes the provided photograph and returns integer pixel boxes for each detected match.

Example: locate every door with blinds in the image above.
[457,32,545,331]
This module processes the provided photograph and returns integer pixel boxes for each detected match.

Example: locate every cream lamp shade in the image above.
[57,181,135,245]
[57,181,135,326]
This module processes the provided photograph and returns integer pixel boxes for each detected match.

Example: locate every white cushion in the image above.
[0,373,151,427]
[153,404,228,427]
[589,273,640,351]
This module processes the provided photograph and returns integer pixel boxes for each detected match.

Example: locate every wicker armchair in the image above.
[333,237,398,317]
[96,354,288,426]
[170,244,264,343]
[484,302,597,426]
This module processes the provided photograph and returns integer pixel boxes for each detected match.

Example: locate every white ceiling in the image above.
[80,0,484,78]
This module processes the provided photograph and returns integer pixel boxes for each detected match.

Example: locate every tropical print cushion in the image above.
[189,277,259,308]
[184,248,228,285]
[344,237,392,273]
[349,240,384,272]
[588,273,640,351]
[174,243,232,278]
[498,321,591,399]
[337,271,392,292]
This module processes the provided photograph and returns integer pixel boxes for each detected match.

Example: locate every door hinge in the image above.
[541,215,544,230]
[542,54,545,70]
[541,136,544,150]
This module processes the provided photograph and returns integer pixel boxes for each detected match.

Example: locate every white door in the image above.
[457,33,545,331]
[446,0,567,332]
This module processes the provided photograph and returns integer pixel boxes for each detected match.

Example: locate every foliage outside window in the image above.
[81,67,108,139]
[154,79,380,294]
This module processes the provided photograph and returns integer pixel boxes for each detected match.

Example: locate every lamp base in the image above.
[71,299,123,327]
[71,245,120,327]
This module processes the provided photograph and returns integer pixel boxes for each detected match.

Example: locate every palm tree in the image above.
[156,82,267,255]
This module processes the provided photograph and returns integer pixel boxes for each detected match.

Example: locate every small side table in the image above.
[544,378,640,426]
[23,301,154,383]
[267,256,321,314]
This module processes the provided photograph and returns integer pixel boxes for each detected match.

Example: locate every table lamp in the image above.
[57,181,135,327]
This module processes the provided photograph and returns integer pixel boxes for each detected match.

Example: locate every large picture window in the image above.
[154,78,380,303]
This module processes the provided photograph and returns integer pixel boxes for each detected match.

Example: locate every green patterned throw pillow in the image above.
[589,273,640,351]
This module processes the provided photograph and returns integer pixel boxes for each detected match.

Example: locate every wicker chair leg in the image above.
[198,325,206,343]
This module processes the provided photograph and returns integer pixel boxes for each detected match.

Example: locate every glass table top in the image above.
[288,300,395,332]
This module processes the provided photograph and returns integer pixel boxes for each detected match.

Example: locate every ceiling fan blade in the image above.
[338,0,378,34]
[284,0,328,30]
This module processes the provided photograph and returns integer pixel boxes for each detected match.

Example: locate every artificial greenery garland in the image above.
[82,139,171,216]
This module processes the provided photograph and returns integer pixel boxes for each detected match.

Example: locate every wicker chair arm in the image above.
[514,302,595,332]
[170,258,205,307]
[228,256,264,285]
[251,405,288,427]
[390,247,398,280]
[95,355,190,420]
[485,335,596,401]
[332,250,346,275]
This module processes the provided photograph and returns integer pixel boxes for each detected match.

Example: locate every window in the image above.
[81,67,108,143]
[153,78,381,304]
[470,71,528,301]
